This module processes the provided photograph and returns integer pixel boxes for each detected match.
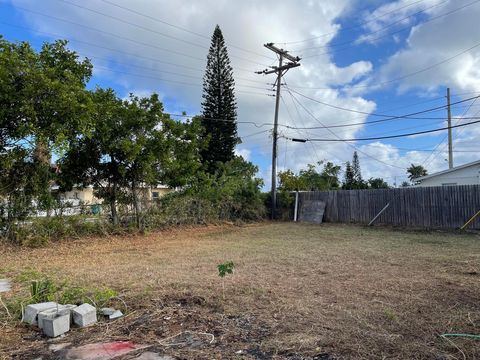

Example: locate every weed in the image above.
[218,261,235,300]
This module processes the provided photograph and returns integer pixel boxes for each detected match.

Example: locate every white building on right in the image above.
[416,159,480,187]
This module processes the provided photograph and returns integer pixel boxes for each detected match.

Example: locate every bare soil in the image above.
[1,223,480,359]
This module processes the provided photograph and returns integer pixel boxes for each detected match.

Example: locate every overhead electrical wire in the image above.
[287,39,480,90]
[276,0,428,45]
[295,119,480,142]
[94,65,270,93]
[55,0,271,67]
[299,0,480,58]
[98,0,272,60]
[286,86,406,170]
[288,87,480,120]
[296,0,451,52]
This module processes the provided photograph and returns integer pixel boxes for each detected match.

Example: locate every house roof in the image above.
[417,159,480,181]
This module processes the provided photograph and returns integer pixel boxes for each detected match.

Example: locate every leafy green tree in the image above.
[278,161,341,192]
[407,164,428,184]
[0,37,92,231]
[278,169,305,191]
[201,25,238,172]
[368,177,390,189]
[58,88,202,227]
[321,161,341,189]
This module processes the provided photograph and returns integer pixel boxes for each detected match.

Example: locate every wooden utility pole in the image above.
[447,87,453,169]
[257,43,301,219]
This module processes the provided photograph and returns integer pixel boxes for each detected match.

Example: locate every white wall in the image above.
[417,164,480,187]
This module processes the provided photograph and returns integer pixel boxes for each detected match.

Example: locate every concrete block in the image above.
[108,310,123,320]
[24,302,57,325]
[43,313,70,338]
[38,305,77,329]
[100,307,115,316]
[72,303,97,327]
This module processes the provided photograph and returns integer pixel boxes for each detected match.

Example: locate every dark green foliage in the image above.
[201,25,238,171]
[278,161,341,191]
[368,177,390,189]
[407,164,428,184]
[343,152,368,190]
[217,261,235,278]
[0,37,93,235]
[58,88,202,228]
[144,156,266,226]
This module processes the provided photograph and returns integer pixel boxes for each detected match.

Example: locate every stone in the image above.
[72,303,97,327]
[49,342,71,352]
[0,279,11,293]
[100,307,115,316]
[24,302,57,325]
[42,313,70,338]
[108,310,123,320]
[38,305,77,329]
[136,352,176,360]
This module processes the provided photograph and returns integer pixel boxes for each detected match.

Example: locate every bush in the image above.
[8,216,118,247]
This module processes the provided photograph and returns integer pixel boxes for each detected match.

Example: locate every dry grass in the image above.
[1,223,480,359]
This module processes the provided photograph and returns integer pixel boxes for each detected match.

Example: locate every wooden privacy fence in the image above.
[296,185,480,229]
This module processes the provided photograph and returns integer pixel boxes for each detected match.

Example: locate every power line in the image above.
[288,87,480,120]
[422,101,480,166]
[98,0,272,60]
[276,0,428,45]
[55,0,270,67]
[300,0,480,58]
[287,39,480,90]
[287,87,406,170]
[297,119,480,142]
[297,0,450,52]
[94,65,271,93]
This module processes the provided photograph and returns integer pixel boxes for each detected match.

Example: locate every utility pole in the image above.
[447,87,453,169]
[256,43,301,219]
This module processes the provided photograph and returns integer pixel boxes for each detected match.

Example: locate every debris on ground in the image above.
[100,307,123,320]
[72,303,97,327]
[23,302,97,337]
[0,278,11,292]
[64,341,148,360]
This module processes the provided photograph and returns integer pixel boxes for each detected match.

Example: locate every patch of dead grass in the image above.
[1,223,480,359]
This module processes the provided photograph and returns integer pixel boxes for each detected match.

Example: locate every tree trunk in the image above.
[110,182,118,226]
[131,179,141,230]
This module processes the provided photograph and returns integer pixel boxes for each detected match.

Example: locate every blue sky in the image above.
[1,0,479,187]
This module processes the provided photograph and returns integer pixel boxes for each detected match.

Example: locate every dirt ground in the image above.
[1,222,480,359]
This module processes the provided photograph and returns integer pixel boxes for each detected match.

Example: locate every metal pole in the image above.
[270,55,283,219]
[293,191,299,222]
[447,87,453,169]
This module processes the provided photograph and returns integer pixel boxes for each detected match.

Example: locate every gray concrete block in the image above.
[43,313,70,338]
[108,310,123,320]
[24,302,57,325]
[38,305,77,329]
[100,307,115,316]
[72,303,97,327]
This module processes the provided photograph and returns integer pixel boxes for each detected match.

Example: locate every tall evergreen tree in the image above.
[343,161,355,190]
[352,151,363,184]
[201,25,238,172]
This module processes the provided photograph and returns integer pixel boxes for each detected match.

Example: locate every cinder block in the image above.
[72,303,97,327]
[24,302,57,325]
[43,313,70,337]
[38,305,77,329]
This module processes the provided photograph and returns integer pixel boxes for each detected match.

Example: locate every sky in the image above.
[1,0,480,188]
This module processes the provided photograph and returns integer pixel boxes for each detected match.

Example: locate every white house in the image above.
[416,160,480,187]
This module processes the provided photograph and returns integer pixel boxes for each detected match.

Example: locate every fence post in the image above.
[294,191,299,222]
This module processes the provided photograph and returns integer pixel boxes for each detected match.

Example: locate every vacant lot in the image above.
[1,223,480,359]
